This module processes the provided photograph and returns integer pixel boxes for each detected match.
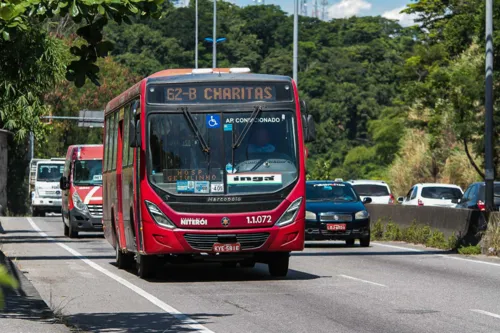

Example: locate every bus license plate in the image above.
[327,224,346,231]
[213,243,241,253]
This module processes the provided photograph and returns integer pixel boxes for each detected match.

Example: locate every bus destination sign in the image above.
[148,83,293,104]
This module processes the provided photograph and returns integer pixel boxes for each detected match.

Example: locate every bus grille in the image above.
[87,204,103,218]
[184,233,270,251]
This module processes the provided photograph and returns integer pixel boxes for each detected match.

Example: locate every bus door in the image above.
[122,102,137,252]
[115,108,127,249]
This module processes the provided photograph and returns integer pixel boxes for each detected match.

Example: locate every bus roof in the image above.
[66,144,103,161]
[105,68,293,114]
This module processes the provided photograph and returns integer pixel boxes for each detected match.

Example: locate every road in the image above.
[1,216,500,333]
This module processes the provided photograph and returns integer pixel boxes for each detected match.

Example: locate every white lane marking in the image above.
[338,274,387,287]
[26,218,214,333]
[471,309,500,320]
[83,186,100,204]
[373,242,500,268]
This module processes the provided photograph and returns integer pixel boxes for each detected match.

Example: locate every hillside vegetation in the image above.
[1,0,499,213]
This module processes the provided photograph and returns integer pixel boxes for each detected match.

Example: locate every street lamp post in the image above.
[293,0,299,85]
[213,0,217,68]
[485,0,495,211]
[195,0,198,68]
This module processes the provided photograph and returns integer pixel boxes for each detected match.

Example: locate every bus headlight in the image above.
[275,197,303,227]
[305,211,317,220]
[72,192,88,212]
[355,210,369,220]
[145,201,176,229]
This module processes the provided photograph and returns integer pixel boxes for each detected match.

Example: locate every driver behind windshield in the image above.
[247,127,276,153]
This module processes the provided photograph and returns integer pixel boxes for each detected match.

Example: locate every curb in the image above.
[0,219,72,332]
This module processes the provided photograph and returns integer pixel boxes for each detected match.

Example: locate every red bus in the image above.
[102,68,315,278]
[60,144,103,238]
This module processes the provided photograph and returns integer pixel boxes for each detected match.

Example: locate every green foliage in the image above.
[371,220,458,251]
[0,0,164,87]
[457,245,481,255]
[41,57,139,158]
[0,29,67,140]
[0,264,18,310]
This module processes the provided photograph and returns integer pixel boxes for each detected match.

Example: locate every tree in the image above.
[0,0,164,87]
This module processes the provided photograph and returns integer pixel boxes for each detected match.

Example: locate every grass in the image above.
[483,213,500,256]
[371,219,458,251]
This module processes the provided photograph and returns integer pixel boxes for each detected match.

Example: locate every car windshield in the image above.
[37,164,63,182]
[148,110,298,195]
[352,184,389,196]
[478,184,500,199]
[421,186,462,200]
[306,183,358,202]
[74,160,103,186]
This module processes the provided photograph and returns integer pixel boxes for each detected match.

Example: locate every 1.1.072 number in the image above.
[246,215,272,224]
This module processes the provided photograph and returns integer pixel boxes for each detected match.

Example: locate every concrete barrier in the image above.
[366,204,481,240]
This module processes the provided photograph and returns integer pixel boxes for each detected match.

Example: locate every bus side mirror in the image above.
[302,114,316,143]
[60,176,69,190]
[129,119,141,148]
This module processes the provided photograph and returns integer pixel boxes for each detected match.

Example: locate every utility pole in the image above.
[195,0,198,68]
[485,0,495,211]
[301,0,308,16]
[213,0,217,68]
[321,0,328,21]
[293,0,299,84]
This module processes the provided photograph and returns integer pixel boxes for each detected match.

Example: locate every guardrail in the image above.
[366,205,483,243]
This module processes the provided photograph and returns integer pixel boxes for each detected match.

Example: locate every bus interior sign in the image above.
[148,83,293,104]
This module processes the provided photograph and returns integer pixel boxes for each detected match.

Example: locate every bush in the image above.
[457,245,481,255]
[482,213,500,255]
[371,219,458,250]
[0,264,18,310]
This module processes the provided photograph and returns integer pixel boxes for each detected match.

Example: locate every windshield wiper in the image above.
[180,107,210,153]
[232,105,263,149]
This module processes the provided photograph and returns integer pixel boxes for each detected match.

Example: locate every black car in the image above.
[305,181,372,246]
[454,181,500,211]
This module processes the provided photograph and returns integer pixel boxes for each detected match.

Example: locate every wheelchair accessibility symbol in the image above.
[206,114,220,129]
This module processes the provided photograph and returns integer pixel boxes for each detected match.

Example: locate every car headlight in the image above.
[145,201,176,229]
[72,192,88,212]
[355,210,369,220]
[275,197,303,227]
[305,211,317,220]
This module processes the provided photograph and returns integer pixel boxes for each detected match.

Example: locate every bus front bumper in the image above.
[68,208,103,232]
[145,219,305,255]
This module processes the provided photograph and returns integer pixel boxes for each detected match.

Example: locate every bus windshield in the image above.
[74,160,103,186]
[148,110,298,195]
[37,164,63,182]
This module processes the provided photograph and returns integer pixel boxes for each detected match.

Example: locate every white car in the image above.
[348,180,394,204]
[397,183,463,208]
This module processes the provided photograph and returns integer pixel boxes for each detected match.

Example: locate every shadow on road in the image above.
[67,312,230,333]
[9,255,115,261]
[120,262,325,283]
[0,235,95,244]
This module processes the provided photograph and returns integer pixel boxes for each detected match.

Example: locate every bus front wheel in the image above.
[268,252,289,277]
[136,254,156,279]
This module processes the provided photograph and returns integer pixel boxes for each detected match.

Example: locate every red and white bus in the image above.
[60,144,103,238]
[102,68,315,278]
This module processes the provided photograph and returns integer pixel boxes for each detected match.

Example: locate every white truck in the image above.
[29,158,65,217]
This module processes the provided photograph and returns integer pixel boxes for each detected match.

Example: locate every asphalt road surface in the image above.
[1,216,500,333]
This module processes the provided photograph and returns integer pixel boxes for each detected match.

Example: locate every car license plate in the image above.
[213,243,241,253]
[327,224,346,231]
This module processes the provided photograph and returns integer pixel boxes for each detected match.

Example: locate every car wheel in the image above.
[115,243,134,270]
[32,208,38,217]
[268,252,289,277]
[345,239,355,247]
[360,237,370,247]
[68,214,78,238]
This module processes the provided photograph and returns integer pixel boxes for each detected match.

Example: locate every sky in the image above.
[231,0,418,26]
